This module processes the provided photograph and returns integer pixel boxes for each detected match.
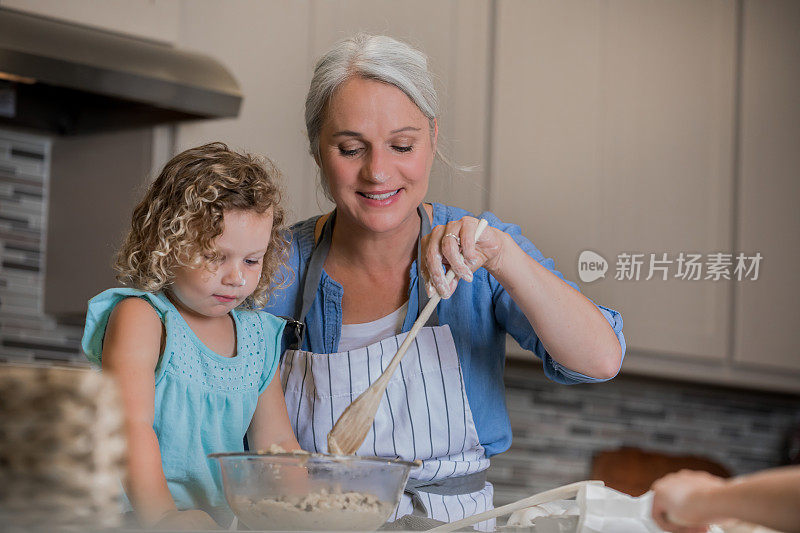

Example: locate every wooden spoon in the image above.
[426,480,604,532]
[327,218,489,455]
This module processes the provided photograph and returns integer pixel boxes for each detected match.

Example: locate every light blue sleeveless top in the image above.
[82,288,285,525]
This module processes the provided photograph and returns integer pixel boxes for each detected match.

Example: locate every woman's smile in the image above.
[357,188,403,205]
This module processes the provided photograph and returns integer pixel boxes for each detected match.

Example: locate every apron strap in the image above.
[403,470,487,517]
[290,205,438,349]
[297,211,336,323]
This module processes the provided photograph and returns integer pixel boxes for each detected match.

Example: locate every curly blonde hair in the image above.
[115,142,289,308]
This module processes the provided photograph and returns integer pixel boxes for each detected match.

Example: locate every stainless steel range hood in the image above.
[0,8,242,134]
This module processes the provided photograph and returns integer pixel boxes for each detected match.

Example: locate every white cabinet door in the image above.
[491,0,736,361]
[734,0,800,372]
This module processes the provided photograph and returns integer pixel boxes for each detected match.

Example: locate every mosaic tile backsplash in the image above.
[0,131,87,365]
[1,128,798,509]
[488,362,800,505]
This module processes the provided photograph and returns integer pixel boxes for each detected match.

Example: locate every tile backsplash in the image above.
[0,129,87,366]
[1,128,798,510]
[489,360,800,505]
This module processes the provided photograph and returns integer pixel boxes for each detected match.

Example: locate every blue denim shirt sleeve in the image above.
[479,211,626,384]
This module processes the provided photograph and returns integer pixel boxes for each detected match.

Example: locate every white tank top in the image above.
[338,301,409,352]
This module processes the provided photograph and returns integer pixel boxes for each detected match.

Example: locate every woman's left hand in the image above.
[420,216,507,298]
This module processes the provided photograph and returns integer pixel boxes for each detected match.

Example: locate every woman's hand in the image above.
[650,470,726,533]
[152,509,220,530]
[421,213,622,379]
[420,216,507,298]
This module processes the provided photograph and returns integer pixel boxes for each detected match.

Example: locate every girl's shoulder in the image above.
[233,309,286,393]
[235,308,287,336]
[82,288,169,365]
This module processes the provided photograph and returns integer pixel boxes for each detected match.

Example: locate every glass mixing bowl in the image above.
[210,452,416,531]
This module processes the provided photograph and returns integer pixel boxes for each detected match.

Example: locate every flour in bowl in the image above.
[232,488,391,531]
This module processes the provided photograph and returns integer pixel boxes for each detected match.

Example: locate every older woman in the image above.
[265,34,625,529]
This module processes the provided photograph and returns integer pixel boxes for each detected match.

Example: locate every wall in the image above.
[172,0,316,222]
[0,0,180,44]
[45,129,153,318]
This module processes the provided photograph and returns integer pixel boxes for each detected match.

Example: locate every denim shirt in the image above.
[264,203,625,457]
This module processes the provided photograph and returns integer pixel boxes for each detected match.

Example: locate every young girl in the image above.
[82,142,301,530]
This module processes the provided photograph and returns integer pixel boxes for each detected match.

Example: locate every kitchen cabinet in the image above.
[492,0,735,359]
[492,1,800,392]
[733,0,800,373]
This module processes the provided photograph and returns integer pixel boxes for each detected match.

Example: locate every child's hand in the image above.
[153,509,220,530]
[650,470,726,532]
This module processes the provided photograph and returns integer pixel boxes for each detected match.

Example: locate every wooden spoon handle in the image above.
[426,480,603,532]
[382,218,489,377]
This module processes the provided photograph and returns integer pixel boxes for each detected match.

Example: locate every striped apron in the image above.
[280,207,495,530]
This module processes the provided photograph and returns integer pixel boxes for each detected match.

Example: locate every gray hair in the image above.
[305,34,441,195]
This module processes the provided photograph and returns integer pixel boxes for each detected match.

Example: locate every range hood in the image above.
[0,8,242,134]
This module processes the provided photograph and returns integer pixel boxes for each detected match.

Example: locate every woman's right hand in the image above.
[152,509,221,530]
[420,215,507,299]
